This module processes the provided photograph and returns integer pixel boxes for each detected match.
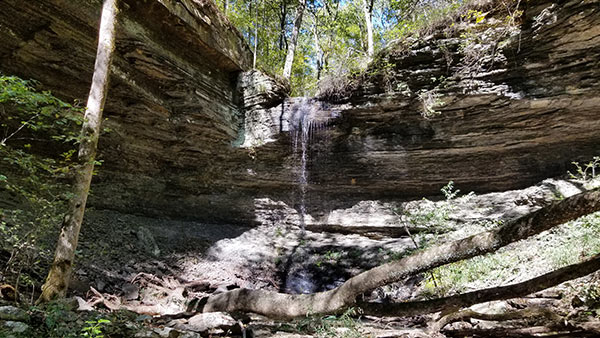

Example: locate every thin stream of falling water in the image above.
[285,99,340,293]
[292,109,310,231]
[291,99,313,232]
[291,98,336,232]
[298,114,312,231]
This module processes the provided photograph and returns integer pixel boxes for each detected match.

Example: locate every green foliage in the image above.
[315,249,343,268]
[28,302,138,338]
[402,181,465,230]
[218,0,524,96]
[380,246,418,262]
[0,75,83,145]
[569,156,600,183]
[579,282,600,312]
[293,307,363,338]
[382,0,464,42]
[219,0,383,95]
[423,211,600,298]
[81,319,111,338]
[0,75,82,298]
[42,301,80,338]
[441,180,459,200]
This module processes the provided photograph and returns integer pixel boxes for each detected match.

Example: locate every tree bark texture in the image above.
[279,1,287,50]
[312,25,323,80]
[282,0,306,80]
[201,188,600,318]
[253,3,258,69]
[38,0,118,302]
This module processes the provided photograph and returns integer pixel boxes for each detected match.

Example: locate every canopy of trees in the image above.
[217,0,463,95]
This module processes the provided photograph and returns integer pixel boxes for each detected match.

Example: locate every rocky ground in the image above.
[1,176,600,337]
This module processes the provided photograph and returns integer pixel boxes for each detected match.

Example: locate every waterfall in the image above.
[290,98,336,231]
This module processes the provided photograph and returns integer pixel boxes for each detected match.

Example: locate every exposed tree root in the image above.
[79,286,163,315]
[358,253,600,317]
[200,188,600,318]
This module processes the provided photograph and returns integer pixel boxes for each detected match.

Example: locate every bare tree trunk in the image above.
[253,4,258,69]
[201,188,600,318]
[38,0,118,302]
[279,1,287,50]
[312,23,323,80]
[282,0,306,80]
[362,0,374,58]
[224,0,229,15]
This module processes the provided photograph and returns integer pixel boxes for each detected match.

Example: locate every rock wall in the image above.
[326,0,600,198]
[240,0,600,224]
[0,0,599,226]
[0,0,255,222]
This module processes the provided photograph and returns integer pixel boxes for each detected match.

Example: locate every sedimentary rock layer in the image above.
[0,0,598,226]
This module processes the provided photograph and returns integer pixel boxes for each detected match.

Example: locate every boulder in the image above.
[136,227,161,258]
[1,320,30,336]
[0,306,29,322]
[176,312,239,334]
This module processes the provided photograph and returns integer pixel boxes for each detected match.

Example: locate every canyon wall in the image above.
[0,0,256,222]
[240,0,600,225]
[0,0,599,226]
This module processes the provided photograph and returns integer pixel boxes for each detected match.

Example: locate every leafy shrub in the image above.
[569,156,600,184]
[293,307,363,338]
[81,319,111,338]
[0,75,82,299]
[422,211,600,298]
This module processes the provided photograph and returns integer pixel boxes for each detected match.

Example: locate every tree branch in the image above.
[359,253,600,317]
[200,188,600,319]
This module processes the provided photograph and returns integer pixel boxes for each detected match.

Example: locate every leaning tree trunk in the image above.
[282,0,307,80]
[201,188,600,318]
[38,0,118,302]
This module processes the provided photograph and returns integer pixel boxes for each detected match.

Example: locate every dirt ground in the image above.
[2,177,597,337]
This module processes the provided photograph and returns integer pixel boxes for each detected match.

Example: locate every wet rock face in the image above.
[0,0,599,226]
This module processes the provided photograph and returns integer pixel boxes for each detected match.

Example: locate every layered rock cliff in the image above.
[238,0,600,225]
[0,0,598,226]
[307,0,600,206]
[0,0,255,221]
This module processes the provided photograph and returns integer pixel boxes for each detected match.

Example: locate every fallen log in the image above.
[359,253,600,317]
[201,188,600,318]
